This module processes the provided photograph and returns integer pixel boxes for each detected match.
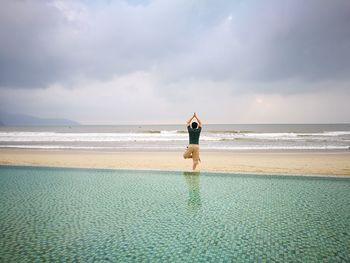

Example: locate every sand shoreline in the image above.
[1,149,350,176]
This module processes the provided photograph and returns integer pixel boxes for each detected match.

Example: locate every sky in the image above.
[0,0,349,124]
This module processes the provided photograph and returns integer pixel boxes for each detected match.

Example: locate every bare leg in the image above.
[184,154,192,159]
[192,161,198,170]
[183,147,193,159]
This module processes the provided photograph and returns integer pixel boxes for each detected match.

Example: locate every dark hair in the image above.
[191,122,198,129]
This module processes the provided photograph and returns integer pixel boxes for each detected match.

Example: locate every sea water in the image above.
[0,166,349,262]
[0,123,350,151]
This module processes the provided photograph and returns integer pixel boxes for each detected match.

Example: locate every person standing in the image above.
[183,112,202,170]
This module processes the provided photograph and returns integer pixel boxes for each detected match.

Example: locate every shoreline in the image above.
[1,163,350,179]
[1,149,350,176]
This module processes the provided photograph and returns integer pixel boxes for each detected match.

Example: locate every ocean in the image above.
[0,124,349,151]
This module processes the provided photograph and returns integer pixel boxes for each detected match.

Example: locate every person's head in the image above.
[191,122,198,129]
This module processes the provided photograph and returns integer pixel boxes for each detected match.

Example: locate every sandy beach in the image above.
[1,149,349,176]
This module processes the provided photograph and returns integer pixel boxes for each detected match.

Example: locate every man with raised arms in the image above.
[183,112,202,170]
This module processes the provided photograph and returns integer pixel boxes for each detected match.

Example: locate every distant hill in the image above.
[0,112,79,126]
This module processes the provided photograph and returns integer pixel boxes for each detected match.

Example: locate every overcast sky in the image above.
[0,0,349,124]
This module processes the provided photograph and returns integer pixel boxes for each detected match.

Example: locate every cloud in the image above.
[0,0,204,88]
[0,0,349,123]
[157,0,350,90]
[1,71,349,124]
[1,0,349,90]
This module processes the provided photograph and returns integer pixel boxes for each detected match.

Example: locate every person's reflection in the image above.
[183,171,202,210]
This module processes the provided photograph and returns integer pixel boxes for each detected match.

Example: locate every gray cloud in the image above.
[158,0,350,88]
[251,0,350,82]
[0,0,205,87]
[0,1,74,87]
[0,0,349,123]
[1,0,349,90]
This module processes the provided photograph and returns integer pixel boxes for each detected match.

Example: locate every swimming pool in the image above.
[0,166,349,262]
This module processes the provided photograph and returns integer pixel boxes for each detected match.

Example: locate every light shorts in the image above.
[183,144,200,162]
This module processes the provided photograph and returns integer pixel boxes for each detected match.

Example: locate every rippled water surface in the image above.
[0,166,349,262]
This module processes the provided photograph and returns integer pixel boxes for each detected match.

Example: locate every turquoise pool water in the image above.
[0,166,349,262]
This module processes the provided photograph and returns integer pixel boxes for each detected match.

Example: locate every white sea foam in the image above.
[321,131,350,136]
[0,130,349,150]
[216,131,350,141]
[0,132,184,142]
[160,130,179,134]
[224,132,299,140]
[0,132,219,142]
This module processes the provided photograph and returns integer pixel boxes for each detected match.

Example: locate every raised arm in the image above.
[194,112,202,127]
[186,113,196,126]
